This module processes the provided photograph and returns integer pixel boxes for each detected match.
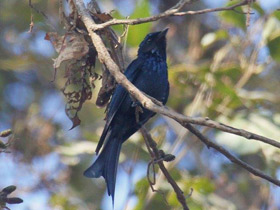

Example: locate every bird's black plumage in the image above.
[84,29,169,203]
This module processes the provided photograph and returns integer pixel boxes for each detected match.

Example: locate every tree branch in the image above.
[183,123,280,186]
[90,0,248,30]
[140,127,189,210]
[173,0,248,16]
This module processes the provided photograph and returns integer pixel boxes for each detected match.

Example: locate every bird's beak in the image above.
[157,28,169,39]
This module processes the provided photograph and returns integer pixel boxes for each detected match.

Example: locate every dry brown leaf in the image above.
[92,12,113,22]
[45,32,89,69]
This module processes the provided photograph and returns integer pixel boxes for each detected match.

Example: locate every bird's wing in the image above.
[95,59,142,154]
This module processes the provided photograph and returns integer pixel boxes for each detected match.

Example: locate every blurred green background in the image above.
[1,0,280,209]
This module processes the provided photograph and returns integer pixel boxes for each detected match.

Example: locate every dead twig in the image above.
[141,127,190,210]
[28,0,49,20]
[90,0,248,30]
[28,14,34,33]
[183,123,280,187]
[28,0,56,30]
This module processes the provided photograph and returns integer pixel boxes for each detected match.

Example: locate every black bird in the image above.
[84,28,169,203]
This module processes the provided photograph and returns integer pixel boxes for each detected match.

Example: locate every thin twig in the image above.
[183,123,280,187]
[28,14,34,33]
[147,160,157,192]
[174,0,248,16]
[140,127,190,210]
[28,0,49,20]
[29,0,56,30]
[90,0,248,30]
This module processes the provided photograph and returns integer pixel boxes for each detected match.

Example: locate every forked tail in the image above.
[84,138,122,204]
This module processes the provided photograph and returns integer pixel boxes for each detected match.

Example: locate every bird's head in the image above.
[138,28,168,59]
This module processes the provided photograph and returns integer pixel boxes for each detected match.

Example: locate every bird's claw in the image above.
[131,101,141,107]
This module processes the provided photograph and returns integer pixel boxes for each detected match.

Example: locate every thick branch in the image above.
[73,0,280,187]
[91,0,248,30]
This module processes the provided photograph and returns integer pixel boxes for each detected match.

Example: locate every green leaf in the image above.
[0,140,7,149]
[201,32,216,48]
[214,66,242,81]
[111,10,125,33]
[55,141,96,156]
[273,10,280,21]
[167,191,180,207]
[216,113,280,156]
[187,201,204,210]
[185,177,215,195]
[267,35,280,62]
[201,30,228,48]
[126,0,152,47]
[262,17,280,41]
[216,122,261,155]
[134,178,149,210]
[215,82,240,103]
[50,194,78,210]
[219,1,246,30]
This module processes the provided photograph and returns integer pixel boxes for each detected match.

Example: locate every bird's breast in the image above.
[142,56,167,74]
[135,58,168,103]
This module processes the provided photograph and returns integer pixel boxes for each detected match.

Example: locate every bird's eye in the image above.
[147,39,151,43]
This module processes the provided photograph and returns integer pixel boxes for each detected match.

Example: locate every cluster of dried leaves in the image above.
[45,0,124,129]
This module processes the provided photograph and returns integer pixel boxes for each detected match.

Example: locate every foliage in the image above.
[0,0,280,210]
